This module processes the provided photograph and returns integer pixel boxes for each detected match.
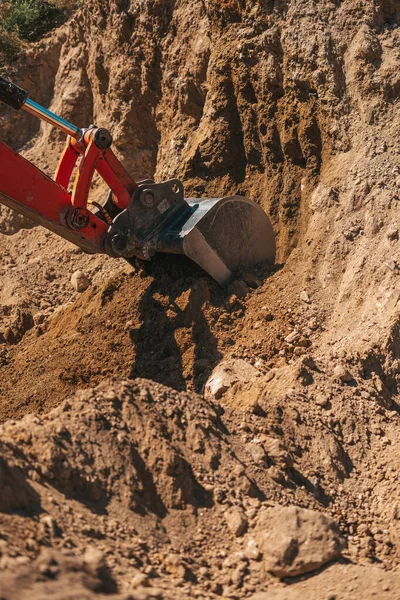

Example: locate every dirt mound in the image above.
[0,376,395,599]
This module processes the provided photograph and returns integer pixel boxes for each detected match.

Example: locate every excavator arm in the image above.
[0,77,276,286]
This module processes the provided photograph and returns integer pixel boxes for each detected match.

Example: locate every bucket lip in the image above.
[185,195,266,207]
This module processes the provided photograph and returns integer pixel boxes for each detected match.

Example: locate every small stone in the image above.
[224,506,248,537]
[241,272,263,288]
[309,318,319,330]
[263,436,293,467]
[385,260,399,272]
[40,515,57,537]
[300,355,317,370]
[163,553,187,579]
[71,270,90,292]
[254,358,268,371]
[247,442,267,464]
[214,487,225,503]
[83,547,106,577]
[293,347,306,356]
[387,227,399,241]
[227,279,250,299]
[261,307,274,321]
[285,331,299,344]
[296,336,309,348]
[225,294,239,311]
[14,555,30,565]
[130,573,149,588]
[267,466,285,483]
[263,370,275,383]
[333,364,354,383]
[300,290,311,303]
[244,539,261,560]
[314,393,329,408]
[130,572,149,589]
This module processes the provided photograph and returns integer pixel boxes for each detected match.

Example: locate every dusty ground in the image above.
[0,0,400,598]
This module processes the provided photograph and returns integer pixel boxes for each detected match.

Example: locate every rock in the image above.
[130,572,149,589]
[314,393,330,408]
[0,548,119,596]
[244,538,261,560]
[386,259,399,272]
[262,436,293,468]
[241,272,263,288]
[163,553,188,579]
[71,270,90,293]
[204,359,262,401]
[333,364,354,383]
[285,331,299,344]
[386,227,399,241]
[224,506,248,537]
[224,380,265,412]
[247,442,267,464]
[308,318,320,330]
[267,466,285,483]
[296,336,309,348]
[225,294,239,311]
[300,355,317,370]
[300,290,311,303]
[83,547,107,579]
[227,279,250,299]
[0,206,35,235]
[255,505,346,577]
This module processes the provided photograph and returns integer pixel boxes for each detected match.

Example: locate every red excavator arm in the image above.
[0,77,137,254]
[0,77,276,285]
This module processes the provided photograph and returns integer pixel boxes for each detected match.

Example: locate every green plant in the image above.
[0,0,79,66]
[3,0,68,42]
[0,28,23,67]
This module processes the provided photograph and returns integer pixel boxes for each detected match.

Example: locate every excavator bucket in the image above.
[155,196,276,286]
[105,180,276,287]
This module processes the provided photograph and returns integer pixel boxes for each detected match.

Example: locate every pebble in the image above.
[224,506,248,537]
[227,279,249,299]
[243,539,261,560]
[314,393,329,407]
[301,355,317,370]
[386,227,399,240]
[385,260,399,272]
[300,290,311,303]
[266,465,285,483]
[285,331,299,344]
[309,318,320,330]
[70,270,90,292]
[333,364,354,383]
[247,442,267,464]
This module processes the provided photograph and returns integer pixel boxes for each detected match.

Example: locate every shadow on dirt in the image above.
[129,255,223,391]
[0,457,42,516]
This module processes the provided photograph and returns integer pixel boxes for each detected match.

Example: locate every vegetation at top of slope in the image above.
[0,0,79,66]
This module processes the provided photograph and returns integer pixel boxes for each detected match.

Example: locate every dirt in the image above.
[0,0,400,597]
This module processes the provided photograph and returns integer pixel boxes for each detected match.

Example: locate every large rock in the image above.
[255,505,346,578]
[204,359,262,401]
